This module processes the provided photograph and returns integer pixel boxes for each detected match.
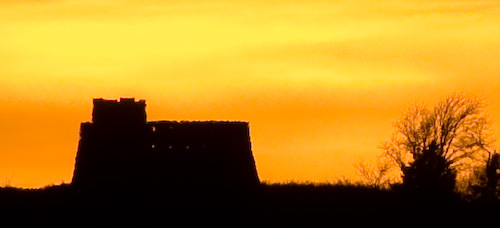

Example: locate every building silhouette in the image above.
[72,98,259,190]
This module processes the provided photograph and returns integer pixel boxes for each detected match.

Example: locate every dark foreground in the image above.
[0,183,498,227]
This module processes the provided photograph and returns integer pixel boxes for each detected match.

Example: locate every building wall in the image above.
[148,121,259,188]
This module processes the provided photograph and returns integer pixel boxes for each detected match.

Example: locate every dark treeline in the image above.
[0,183,498,227]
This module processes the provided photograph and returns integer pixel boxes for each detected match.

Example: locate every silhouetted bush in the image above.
[402,141,457,197]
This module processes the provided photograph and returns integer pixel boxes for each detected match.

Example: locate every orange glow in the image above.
[1,0,500,187]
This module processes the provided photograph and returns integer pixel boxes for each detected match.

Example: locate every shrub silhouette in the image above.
[467,152,500,201]
[484,153,500,200]
[402,140,456,195]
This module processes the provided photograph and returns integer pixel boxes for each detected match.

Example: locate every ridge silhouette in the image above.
[72,98,259,192]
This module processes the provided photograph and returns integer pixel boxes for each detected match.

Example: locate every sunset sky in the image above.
[1,0,499,188]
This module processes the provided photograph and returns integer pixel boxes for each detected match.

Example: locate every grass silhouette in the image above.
[0,182,498,226]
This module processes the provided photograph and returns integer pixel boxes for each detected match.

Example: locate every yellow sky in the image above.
[0,0,500,187]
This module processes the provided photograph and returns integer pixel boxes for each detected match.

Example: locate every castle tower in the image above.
[72,98,152,188]
[72,98,259,191]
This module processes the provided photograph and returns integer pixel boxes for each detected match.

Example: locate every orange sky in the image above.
[1,0,500,188]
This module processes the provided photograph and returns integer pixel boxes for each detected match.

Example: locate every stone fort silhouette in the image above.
[72,98,259,190]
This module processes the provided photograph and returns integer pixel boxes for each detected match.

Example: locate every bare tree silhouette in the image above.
[354,157,394,189]
[381,92,495,195]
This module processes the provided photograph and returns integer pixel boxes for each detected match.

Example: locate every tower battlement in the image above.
[92,98,146,125]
